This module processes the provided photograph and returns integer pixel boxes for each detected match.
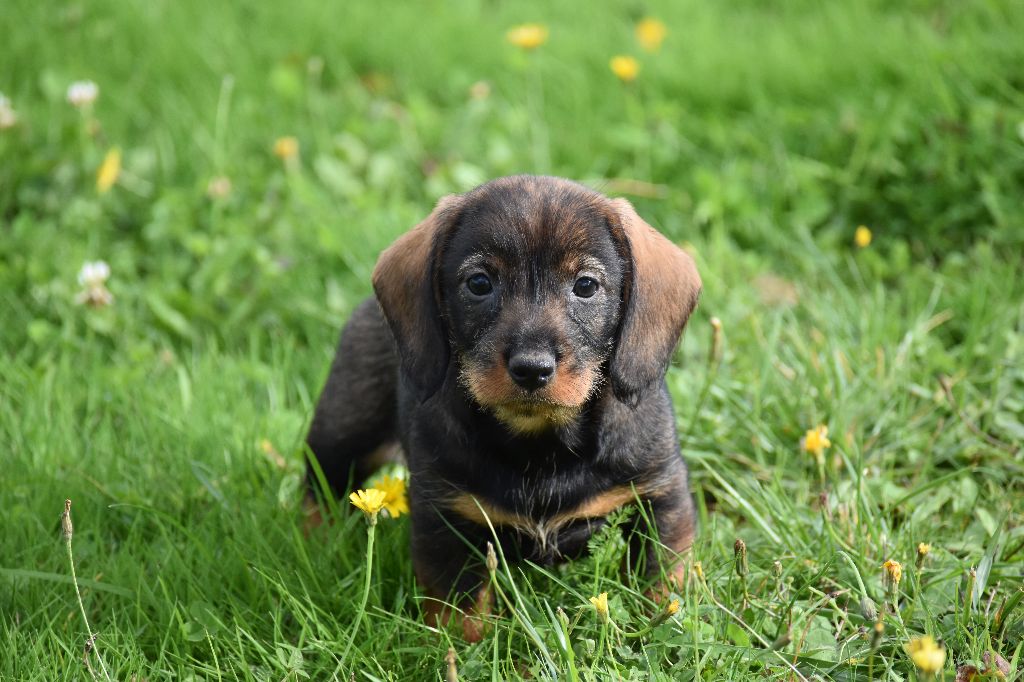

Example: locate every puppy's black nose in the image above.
[508,352,555,391]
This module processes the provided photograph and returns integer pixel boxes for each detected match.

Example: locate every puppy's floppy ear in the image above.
[608,198,701,403]
[372,195,462,400]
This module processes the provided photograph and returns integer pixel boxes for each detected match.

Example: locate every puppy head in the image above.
[372,176,701,429]
[440,177,625,432]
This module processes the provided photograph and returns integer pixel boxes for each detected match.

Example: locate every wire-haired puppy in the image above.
[306,175,701,639]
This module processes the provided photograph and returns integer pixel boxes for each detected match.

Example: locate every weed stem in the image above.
[63,500,112,682]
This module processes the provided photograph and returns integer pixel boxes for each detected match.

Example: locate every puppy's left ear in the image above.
[608,198,702,403]
[372,195,463,401]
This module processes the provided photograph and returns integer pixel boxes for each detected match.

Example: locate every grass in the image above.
[2,0,1023,679]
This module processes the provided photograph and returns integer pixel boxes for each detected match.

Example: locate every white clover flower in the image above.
[0,93,17,130]
[78,261,111,287]
[67,80,99,108]
[75,260,113,307]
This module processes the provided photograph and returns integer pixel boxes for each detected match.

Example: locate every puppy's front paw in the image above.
[421,584,494,643]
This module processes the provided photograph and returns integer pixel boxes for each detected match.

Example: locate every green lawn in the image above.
[2,0,1023,679]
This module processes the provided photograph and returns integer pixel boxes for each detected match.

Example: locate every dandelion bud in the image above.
[709,317,722,365]
[734,539,748,577]
[693,561,704,581]
[859,596,878,622]
[485,541,498,575]
[771,560,782,578]
[445,647,459,682]
[965,567,977,609]
[869,618,884,650]
[982,651,1010,678]
[61,499,73,540]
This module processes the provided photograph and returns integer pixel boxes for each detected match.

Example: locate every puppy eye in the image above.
[466,273,493,296]
[572,277,599,298]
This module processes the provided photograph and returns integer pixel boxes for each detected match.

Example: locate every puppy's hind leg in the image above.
[305,297,400,502]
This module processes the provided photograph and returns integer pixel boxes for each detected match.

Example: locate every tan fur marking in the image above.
[462,361,511,406]
[544,362,599,406]
[447,494,525,528]
[447,485,643,538]
[489,408,575,434]
[461,357,601,433]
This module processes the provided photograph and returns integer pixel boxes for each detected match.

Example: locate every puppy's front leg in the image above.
[410,505,493,642]
[627,464,696,593]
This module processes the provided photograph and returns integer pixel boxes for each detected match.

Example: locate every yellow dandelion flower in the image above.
[693,561,704,580]
[349,488,387,516]
[273,136,299,161]
[506,24,548,50]
[666,599,680,615]
[905,635,945,673]
[917,543,931,557]
[635,18,667,52]
[371,475,409,518]
[882,559,903,587]
[96,147,121,193]
[801,425,831,459]
[855,226,872,248]
[610,55,640,83]
[589,592,609,621]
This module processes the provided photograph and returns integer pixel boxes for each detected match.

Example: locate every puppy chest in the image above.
[445,484,640,561]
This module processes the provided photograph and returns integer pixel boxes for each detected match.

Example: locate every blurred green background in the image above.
[3,0,1023,352]
[2,0,1023,679]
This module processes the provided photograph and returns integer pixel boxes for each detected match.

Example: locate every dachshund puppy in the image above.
[306,175,701,637]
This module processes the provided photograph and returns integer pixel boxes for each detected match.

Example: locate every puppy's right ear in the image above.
[372,195,462,400]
